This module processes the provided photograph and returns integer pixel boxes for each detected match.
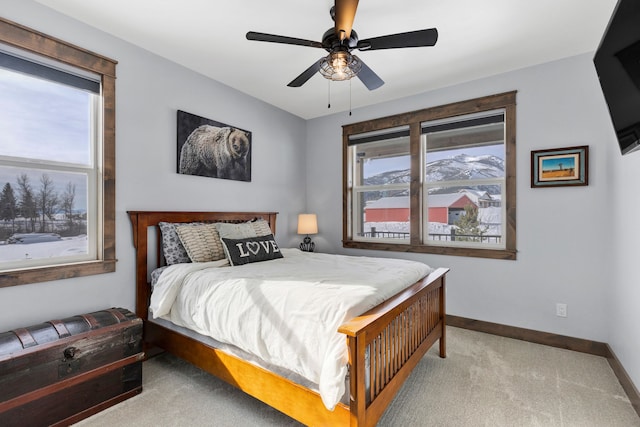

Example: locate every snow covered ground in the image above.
[364,207,502,234]
[0,235,87,263]
[364,211,502,241]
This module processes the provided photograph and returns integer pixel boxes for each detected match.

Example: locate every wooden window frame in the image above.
[343,91,517,260]
[0,17,117,287]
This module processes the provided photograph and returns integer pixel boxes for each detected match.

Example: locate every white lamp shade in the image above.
[297,214,318,235]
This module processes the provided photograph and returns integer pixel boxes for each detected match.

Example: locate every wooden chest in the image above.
[0,308,144,427]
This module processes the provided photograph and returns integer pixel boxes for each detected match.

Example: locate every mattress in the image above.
[150,248,433,409]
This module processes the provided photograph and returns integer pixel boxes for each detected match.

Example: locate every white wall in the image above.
[610,144,640,392]
[0,1,307,331]
[307,53,616,343]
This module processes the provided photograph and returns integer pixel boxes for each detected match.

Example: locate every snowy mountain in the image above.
[425,154,504,182]
[364,154,504,197]
[364,169,411,186]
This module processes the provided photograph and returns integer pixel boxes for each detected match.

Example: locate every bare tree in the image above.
[61,181,76,227]
[16,173,37,232]
[37,174,59,233]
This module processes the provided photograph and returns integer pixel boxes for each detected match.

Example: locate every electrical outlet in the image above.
[556,303,568,317]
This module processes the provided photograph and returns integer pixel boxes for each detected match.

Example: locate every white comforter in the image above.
[150,248,432,410]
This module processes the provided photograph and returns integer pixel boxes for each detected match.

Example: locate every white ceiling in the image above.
[36,0,618,120]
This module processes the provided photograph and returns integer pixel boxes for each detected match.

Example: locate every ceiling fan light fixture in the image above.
[247,4,437,90]
[319,51,362,81]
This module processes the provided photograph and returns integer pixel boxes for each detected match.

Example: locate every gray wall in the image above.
[611,138,640,394]
[0,1,307,330]
[306,53,638,390]
[2,0,638,399]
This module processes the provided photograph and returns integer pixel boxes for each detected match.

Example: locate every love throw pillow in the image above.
[221,234,284,266]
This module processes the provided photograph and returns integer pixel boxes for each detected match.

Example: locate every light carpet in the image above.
[75,327,640,426]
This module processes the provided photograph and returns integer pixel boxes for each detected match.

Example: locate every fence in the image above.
[359,227,502,243]
[429,230,502,244]
[359,228,410,239]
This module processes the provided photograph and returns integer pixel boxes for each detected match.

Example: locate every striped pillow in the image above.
[175,223,225,263]
[158,221,204,265]
[251,219,273,237]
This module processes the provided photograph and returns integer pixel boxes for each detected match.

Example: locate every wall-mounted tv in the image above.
[594,0,640,155]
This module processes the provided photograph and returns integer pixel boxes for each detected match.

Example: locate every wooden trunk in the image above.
[0,308,144,427]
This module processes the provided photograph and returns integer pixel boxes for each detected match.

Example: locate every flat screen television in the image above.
[594,0,640,155]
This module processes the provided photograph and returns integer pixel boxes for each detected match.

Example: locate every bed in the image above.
[128,210,448,426]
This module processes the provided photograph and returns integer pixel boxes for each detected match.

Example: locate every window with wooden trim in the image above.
[0,18,117,287]
[343,92,516,260]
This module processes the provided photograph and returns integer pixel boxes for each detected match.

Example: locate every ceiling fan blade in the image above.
[356,58,384,90]
[246,31,323,49]
[287,59,323,87]
[358,28,438,51]
[334,0,359,41]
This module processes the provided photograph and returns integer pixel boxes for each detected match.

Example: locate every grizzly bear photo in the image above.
[177,110,251,182]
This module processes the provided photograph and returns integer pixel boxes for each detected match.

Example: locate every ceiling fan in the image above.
[246,0,438,90]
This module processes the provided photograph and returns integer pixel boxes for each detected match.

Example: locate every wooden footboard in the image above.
[128,211,447,427]
[340,268,447,426]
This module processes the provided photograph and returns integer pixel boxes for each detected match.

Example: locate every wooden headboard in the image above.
[127,211,278,319]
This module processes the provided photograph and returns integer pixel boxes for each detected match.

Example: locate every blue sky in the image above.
[0,166,87,210]
[0,68,91,165]
[0,68,91,210]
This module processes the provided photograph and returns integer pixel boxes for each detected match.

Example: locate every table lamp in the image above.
[297,213,318,252]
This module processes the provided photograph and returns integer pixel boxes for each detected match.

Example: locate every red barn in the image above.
[365,197,410,222]
[365,194,477,224]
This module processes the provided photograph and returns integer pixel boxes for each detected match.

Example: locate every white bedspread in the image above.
[150,248,432,410]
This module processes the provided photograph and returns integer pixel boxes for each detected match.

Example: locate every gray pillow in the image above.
[214,219,272,239]
[214,222,257,239]
[158,222,202,265]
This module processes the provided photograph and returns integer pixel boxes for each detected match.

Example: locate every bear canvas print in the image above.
[177,110,251,182]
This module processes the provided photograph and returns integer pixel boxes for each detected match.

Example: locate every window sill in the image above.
[343,240,517,260]
[0,259,117,288]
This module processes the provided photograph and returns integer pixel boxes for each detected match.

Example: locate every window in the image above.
[349,126,411,242]
[0,18,117,287]
[344,92,516,260]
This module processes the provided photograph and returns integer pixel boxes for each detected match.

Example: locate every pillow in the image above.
[251,218,273,237]
[150,266,169,289]
[220,234,283,266]
[158,222,202,265]
[214,221,256,239]
[215,219,272,239]
[175,223,226,263]
[216,220,272,239]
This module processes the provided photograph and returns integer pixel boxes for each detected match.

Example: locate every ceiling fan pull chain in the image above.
[349,79,352,116]
[328,80,331,109]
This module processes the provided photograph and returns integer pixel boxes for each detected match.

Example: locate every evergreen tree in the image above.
[454,204,488,242]
[0,182,17,232]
